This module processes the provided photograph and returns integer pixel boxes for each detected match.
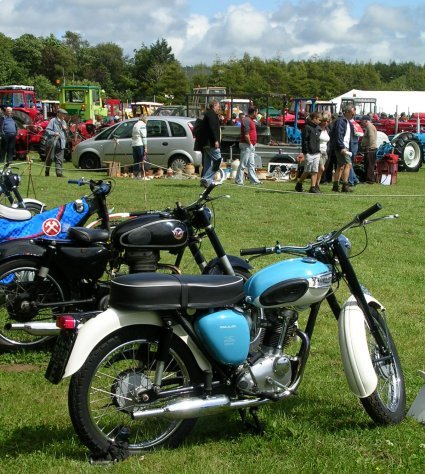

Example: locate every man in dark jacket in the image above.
[0,107,18,164]
[329,105,355,193]
[294,112,322,193]
[197,100,222,187]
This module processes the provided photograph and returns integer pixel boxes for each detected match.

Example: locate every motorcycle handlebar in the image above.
[355,202,382,223]
[67,179,87,186]
[240,246,273,256]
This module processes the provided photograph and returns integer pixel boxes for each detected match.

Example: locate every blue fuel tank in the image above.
[194,309,250,365]
[244,257,332,309]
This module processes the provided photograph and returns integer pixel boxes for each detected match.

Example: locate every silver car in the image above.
[72,117,202,171]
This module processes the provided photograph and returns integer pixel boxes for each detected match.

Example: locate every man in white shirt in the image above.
[131,114,149,179]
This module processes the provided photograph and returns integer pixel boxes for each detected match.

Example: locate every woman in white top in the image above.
[317,113,331,190]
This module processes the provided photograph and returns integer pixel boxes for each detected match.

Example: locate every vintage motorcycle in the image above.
[0,162,45,215]
[34,202,404,457]
[0,181,253,350]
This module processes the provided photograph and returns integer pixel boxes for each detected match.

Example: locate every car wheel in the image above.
[169,155,189,172]
[79,153,100,171]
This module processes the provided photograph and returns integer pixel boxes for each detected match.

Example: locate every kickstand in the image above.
[238,407,265,435]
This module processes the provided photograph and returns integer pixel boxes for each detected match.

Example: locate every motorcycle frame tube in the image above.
[62,307,212,379]
[333,239,389,353]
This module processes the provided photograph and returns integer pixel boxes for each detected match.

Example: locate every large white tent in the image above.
[330,89,425,116]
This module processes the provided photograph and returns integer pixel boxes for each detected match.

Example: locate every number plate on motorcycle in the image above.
[44,330,77,385]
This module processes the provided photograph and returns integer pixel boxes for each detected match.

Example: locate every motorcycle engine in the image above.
[236,352,292,397]
[236,308,298,397]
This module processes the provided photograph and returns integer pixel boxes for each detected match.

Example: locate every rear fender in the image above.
[0,240,45,261]
[338,294,383,398]
[203,255,252,275]
[63,307,212,378]
[22,198,46,211]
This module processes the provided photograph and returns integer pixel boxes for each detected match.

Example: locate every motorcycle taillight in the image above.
[56,315,77,330]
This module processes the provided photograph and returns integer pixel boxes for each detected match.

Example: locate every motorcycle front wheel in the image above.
[68,325,202,455]
[360,305,406,424]
[0,258,67,350]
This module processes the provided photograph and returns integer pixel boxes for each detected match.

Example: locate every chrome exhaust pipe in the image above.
[132,394,271,420]
[4,322,60,336]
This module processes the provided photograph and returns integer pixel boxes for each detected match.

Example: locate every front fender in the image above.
[203,255,253,275]
[338,295,383,398]
[0,240,46,261]
[63,307,212,379]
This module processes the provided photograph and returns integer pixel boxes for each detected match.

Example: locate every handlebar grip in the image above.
[356,202,382,222]
[240,247,269,256]
[67,179,83,185]
[201,182,215,199]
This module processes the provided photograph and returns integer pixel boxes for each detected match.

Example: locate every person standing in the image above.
[0,107,18,164]
[317,113,331,191]
[295,111,322,193]
[45,108,68,177]
[131,114,149,179]
[348,117,363,186]
[329,105,356,193]
[199,100,222,188]
[360,115,378,184]
[235,106,262,186]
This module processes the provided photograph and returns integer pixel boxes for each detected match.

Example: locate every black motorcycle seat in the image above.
[68,226,110,243]
[109,273,245,310]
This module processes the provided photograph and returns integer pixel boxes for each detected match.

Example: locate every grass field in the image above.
[1,157,425,473]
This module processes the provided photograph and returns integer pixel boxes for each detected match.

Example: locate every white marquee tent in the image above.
[330,89,425,116]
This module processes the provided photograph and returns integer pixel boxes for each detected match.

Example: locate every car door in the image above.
[146,119,170,167]
[101,120,136,165]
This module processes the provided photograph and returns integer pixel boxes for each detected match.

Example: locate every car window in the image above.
[113,121,135,139]
[95,125,119,140]
[169,121,187,137]
[147,120,169,137]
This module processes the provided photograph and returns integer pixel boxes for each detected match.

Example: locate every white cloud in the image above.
[0,0,425,65]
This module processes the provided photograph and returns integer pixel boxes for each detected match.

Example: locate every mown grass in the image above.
[1,157,425,472]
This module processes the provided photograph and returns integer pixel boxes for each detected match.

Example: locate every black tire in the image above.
[38,133,48,162]
[79,152,100,171]
[0,258,67,350]
[12,110,32,128]
[360,306,406,424]
[22,201,44,216]
[169,155,189,172]
[68,325,202,455]
[394,133,423,172]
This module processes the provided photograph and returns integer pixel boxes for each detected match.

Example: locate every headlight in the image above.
[338,234,352,257]
[191,207,213,229]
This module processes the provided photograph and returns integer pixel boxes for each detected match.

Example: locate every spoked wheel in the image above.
[0,258,66,350]
[68,326,202,455]
[360,306,406,424]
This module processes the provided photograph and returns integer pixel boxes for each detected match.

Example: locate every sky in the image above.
[1,0,425,66]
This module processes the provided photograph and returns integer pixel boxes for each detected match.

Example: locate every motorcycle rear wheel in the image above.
[0,258,67,350]
[360,306,406,424]
[68,325,202,455]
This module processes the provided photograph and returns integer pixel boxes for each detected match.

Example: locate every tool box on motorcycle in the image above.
[375,154,398,185]
[111,213,189,249]
[56,245,110,279]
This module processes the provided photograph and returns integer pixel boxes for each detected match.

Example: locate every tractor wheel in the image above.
[12,110,32,128]
[393,133,423,172]
[38,134,48,162]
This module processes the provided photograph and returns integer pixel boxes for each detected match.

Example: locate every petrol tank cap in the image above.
[301,257,317,264]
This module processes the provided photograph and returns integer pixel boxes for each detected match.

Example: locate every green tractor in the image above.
[58,85,108,122]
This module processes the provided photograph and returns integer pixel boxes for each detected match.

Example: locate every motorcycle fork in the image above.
[203,225,235,276]
[332,240,389,353]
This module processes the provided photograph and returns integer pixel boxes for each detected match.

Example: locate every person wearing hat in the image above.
[44,108,68,177]
[360,115,377,184]
[0,107,18,164]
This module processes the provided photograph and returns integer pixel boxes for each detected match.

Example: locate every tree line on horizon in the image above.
[1,31,425,109]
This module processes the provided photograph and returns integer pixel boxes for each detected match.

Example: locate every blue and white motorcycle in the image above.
[42,203,405,457]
